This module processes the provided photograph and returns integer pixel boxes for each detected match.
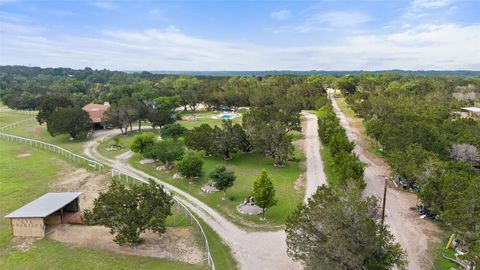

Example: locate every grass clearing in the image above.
[6,120,86,154]
[319,145,340,187]
[131,152,304,229]
[0,112,35,127]
[0,240,205,270]
[97,128,159,159]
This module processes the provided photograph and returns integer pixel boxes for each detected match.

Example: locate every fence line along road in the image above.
[111,169,215,269]
[0,118,104,171]
[0,116,215,270]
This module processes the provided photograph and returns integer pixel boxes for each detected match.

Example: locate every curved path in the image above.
[83,113,324,270]
[330,97,439,270]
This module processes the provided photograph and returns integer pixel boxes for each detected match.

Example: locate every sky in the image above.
[0,0,479,71]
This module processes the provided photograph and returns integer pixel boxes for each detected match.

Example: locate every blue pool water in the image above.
[222,115,233,119]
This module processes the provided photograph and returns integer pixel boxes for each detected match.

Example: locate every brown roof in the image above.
[82,102,110,123]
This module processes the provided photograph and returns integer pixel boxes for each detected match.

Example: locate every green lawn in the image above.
[0,111,35,128]
[131,152,304,229]
[432,238,460,270]
[97,129,159,159]
[6,120,87,154]
[0,240,205,270]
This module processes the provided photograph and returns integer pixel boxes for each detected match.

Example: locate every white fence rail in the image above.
[0,116,215,270]
[111,169,215,269]
[0,118,104,171]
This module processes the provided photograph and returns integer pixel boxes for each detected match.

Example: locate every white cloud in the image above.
[0,20,479,70]
[312,11,370,27]
[293,11,370,33]
[271,10,291,20]
[412,0,453,9]
[92,1,117,10]
[0,11,28,22]
[149,9,161,15]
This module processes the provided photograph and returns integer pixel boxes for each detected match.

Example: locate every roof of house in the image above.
[5,192,82,218]
[82,102,110,123]
[461,107,480,113]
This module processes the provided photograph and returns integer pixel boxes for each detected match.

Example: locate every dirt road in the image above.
[82,113,326,269]
[301,112,327,201]
[330,97,440,270]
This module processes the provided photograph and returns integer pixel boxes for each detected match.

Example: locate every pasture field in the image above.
[0,139,206,270]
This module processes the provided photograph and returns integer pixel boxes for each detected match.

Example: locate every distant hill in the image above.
[1,65,479,78]
[135,70,480,77]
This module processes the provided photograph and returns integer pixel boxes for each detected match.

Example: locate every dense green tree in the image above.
[176,151,203,178]
[83,179,173,246]
[36,95,73,124]
[333,151,365,189]
[184,124,215,155]
[286,186,406,270]
[420,161,480,258]
[130,132,156,155]
[388,144,437,187]
[144,139,185,169]
[243,110,293,167]
[212,120,249,160]
[252,170,277,219]
[335,76,357,95]
[147,108,175,128]
[117,96,142,132]
[329,131,354,157]
[209,165,236,200]
[102,103,130,135]
[46,107,92,139]
[154,96,182,112]
[173,76,201,111]
[160,123,187,139]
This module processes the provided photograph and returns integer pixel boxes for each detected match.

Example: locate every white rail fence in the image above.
[0,118,104,171]
[111,169,215,269]
[0,116,215,270]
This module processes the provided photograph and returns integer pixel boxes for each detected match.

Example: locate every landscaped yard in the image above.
[131,152,304,229]
[99,109,305,229]
[177,110,243,129]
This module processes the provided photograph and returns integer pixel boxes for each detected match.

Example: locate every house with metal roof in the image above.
[5,192,81,237]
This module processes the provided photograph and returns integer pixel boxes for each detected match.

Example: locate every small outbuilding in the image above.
[82,102,110,128]
[5,192,81,238]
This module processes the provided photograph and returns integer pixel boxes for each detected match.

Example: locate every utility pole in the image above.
[381,177,388,225]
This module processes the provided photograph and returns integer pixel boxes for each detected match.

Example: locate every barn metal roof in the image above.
[5,192,81,218]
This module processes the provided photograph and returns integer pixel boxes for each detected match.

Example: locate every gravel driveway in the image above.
[330,96,440,270]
